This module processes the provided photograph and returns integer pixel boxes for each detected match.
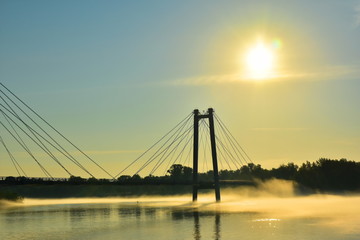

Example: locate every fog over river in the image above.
[1,180,359,240]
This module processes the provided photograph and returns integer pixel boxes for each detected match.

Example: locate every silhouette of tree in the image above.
[271,162,298,180]
[131,174,142,184]
[117,175,131,183]
[167,164,193,183]
[68,175,86,184]
[87,177,99,184]
[296,158,360,190]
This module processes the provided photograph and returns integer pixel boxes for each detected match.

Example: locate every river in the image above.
[1,194,360,240]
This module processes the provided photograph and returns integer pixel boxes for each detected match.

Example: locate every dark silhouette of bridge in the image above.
[0,83,253,201]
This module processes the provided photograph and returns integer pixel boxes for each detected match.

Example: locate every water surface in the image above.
[1,195,359,240]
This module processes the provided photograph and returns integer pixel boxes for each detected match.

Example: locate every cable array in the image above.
[0,83,252,179]
[0,83,114,179]
[115,113,194,178]
[115,109,253,177]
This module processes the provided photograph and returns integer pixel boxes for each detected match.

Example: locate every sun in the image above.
[245,41,276,80]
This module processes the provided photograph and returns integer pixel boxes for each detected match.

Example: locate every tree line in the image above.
[1,158,359,191]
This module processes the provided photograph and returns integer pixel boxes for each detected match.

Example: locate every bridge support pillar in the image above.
[192,109,199,202]
[208,108,221,202]
[192,108,221,202]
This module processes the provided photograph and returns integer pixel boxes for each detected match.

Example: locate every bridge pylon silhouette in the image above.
[192,108,220,202]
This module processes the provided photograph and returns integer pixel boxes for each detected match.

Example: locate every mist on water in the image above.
[1,179,359,234]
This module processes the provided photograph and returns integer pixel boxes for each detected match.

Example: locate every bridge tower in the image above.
[192,108,221,202]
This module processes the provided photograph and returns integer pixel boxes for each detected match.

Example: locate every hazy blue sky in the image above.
[1,0,360,177]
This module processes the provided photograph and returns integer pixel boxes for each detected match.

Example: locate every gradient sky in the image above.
[1,0,360,178]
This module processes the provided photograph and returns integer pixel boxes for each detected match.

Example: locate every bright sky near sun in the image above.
[245,40,277,79]
[1,0,360,177]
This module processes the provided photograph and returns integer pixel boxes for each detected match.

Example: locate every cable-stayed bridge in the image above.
[0,83,253,201]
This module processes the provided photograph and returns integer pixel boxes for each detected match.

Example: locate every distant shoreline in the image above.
[0,184,195,199]
[1,181,358,200]
[1,158,359,198]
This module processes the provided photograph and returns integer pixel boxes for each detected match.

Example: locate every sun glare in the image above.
[245,41,276,80]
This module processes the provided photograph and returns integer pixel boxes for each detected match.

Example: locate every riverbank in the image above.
[2,180,357,199]
[0,191,23,201]
[0,184,196,198]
